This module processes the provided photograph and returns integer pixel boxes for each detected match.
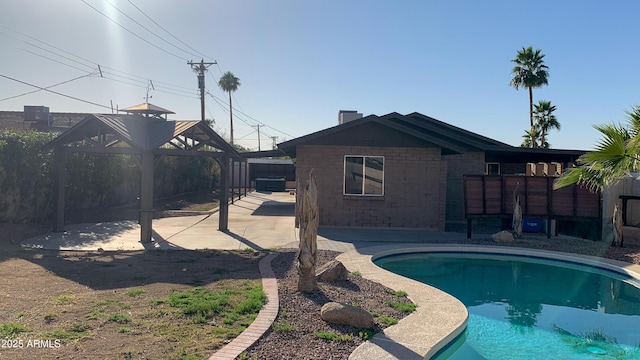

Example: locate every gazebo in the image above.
[42,104,239,243]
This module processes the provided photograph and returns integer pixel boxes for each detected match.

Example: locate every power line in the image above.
[0,73,111,110]
[0,72,97,102]
[127,0,214,61]
[103,0,202,60]
[0,25,96,68]
[206,88,294,139]
[80,0,189,61]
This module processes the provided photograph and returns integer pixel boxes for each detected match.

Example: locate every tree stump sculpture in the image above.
[612,199,624,246]
[298,169,319,292]
[512,183,523,238]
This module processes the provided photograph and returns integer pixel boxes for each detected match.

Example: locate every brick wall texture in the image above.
[296,145,446,230]
[442,152,486,222]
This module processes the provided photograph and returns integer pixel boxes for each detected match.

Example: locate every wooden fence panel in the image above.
[485,176,502,214]
[464,176,485,215]
[464,175,600,219]
[525,177,549,216]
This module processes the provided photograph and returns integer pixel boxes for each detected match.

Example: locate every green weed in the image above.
[314,331,353,342]
[388,301,416,313]
[379,316,399,325]
[126,289,145,297]
[0,323,28,338]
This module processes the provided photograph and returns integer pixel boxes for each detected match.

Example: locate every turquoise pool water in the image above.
[374,252,640,359]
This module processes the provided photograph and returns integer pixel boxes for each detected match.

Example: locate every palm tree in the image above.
[533,100,560,148]
[510,46,549,148]
[521,128,539,148]
[218,72,241,146]
[554,106,640,191]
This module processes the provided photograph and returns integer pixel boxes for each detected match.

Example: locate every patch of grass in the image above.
[126,289,145,297]
[241,248,256,253]
[0,323,29,338]
[385,289,408,297]
[95,298,130,309]
[16,312,25,318]
[85,308,103,320]
[314,331,353,342]
[235,285,267,314]
[388,301,416,313]
[352,271,361,276]
[118,327,131,333]
[53,294,76,304]
[359,329,374,341]
[46,323,90,340]
[109,314,131,324]
[272,320,296,332]
[168,287,231,318]
[369,310,379,317]
[148,298,165,306]
[379,316,399,326]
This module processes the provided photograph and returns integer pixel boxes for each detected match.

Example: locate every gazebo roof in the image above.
[43,113,239,157]
[119,102,175,116]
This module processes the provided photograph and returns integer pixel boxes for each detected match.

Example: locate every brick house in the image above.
[278,112,585,230]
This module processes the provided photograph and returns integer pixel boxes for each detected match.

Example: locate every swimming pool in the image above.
[374,251,640,359]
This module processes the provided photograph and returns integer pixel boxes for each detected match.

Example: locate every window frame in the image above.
[485,162,500,175]
[343,155,385,196]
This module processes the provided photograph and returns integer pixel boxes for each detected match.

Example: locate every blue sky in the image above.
[1,1,639,151]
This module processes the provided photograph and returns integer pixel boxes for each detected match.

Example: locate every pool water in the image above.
[374,252,640,359]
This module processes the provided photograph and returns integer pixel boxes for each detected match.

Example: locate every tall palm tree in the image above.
[554,106,640,191]
[510,46,549,148]
[533,100,560,148]
[218,72,240,146]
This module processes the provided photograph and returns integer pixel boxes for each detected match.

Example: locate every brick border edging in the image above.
[210,252,279,360]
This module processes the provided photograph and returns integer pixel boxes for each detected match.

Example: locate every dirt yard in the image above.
[0,240,265,359]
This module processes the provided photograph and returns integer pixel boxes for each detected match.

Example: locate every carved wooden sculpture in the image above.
[512,183,523,238]
[298,169,319,292]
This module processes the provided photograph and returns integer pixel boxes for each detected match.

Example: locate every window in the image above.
[485,163,500,175]
[344,156,384,196]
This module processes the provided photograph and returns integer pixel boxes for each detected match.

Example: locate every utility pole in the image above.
[188,59,216,122]
[270,136,278,150]
[252,124,262,151]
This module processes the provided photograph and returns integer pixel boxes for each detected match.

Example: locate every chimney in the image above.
[338,110,362,125]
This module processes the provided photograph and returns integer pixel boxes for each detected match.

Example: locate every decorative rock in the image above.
[316,259,348,282]
[320,302,374,329]
[492,230,514,243]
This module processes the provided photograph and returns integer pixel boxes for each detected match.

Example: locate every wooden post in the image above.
[218,157,230,231]
[230,159,235,204]
[244,159,248,197]
[52,146,66,232]
[139,151,154,242]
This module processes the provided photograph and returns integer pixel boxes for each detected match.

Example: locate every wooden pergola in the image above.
[42,112,239,242]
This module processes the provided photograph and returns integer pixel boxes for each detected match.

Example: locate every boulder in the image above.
[320,302,374,329]
[492,230,514,243]
[316,259,348,282]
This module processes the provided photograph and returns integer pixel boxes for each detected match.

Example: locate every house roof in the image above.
[278,112,516,157]
[42,114,239,157]
[277,111,588,162]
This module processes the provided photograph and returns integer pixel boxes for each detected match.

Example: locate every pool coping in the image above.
[337,244,640,360]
